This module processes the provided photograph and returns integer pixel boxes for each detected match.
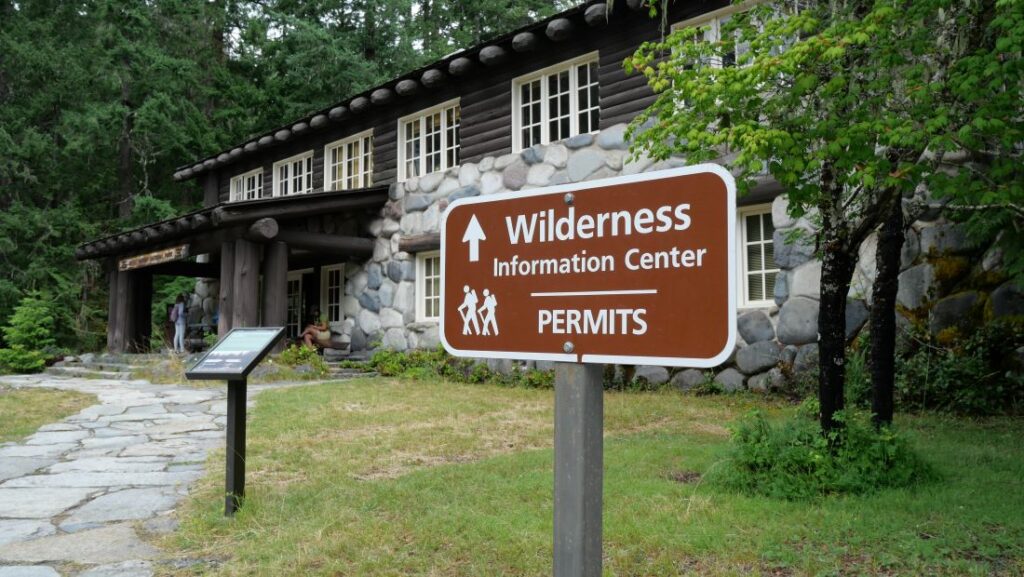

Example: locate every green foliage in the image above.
[691,371,724,396]
[895,320,1024,415]
[369,347,554,389]
[628,0,1024,430]
[277,344,329,378]
[0,0,562,355]
[0,292,58,373]
[716,410,935,500]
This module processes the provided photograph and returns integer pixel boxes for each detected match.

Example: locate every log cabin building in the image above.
[78,0,1006,387]
[79,0,773,355]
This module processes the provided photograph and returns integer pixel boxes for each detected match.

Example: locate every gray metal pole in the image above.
[553,363,603,577]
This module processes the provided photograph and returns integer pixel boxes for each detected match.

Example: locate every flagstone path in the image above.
[0,374,277,577]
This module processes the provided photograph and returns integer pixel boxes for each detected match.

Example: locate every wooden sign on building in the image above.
[118,245,190,271]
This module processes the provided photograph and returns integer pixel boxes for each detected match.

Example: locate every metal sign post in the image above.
[554,362,603,577]
[439,166,737,576]
[186,327,285,516]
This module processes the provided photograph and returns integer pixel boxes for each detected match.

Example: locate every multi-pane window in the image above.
[321,264,345,324]
[741,207,779,306]
[273,151,314,197]
[230,169,263,202]
[325,132,373,191]
[513,54,599,151]
[286,274,303,338]
[399,100,460,180]
[416,251,441,322]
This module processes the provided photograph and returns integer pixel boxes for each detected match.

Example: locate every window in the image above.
[398,99,460,180]
[325,131,373,191]
[512,53,599,151]
[416,251,441,322]
[230,169,263,202]
[739,205,779,307]
[286,272,304,338]
[320,264,345,324]
[273,151,314,197]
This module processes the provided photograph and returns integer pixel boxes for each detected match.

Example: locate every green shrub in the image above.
[276,344,329,378]
[896,320,1024,415]
[369,347,554,389]
[691,371,724,396]
[0,293,58,373]
[715,410,934,500]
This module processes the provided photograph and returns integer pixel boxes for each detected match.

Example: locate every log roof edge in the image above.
[75,185,390,261]
[173,0,607,180]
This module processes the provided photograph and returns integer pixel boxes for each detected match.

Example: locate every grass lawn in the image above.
[0,384,95,443]
[163,378,1024,576]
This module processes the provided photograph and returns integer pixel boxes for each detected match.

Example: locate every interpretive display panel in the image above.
[185,327,285,380]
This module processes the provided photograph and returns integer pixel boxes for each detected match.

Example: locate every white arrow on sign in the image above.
[462,214,486,262]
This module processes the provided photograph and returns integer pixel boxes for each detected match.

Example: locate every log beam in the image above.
[512,32,541,52]
[546,18,575,41]
[274,229,374,257]
[398,233,441,253]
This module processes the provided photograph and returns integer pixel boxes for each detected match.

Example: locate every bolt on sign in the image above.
[440,165,737,367]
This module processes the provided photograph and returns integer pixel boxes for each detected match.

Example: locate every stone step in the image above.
[326,367,374,377]
[44,366,133,380]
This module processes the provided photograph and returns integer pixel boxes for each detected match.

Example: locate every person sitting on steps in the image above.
[300,310,332,349]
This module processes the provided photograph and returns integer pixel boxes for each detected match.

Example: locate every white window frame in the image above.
[397,98,461,181]
[671,1,762,69]
[272,150,315,197]
[320,263,345,324]
[324,130,374,192]
[511,52,600,152]
[737,203,780,309]
[229,168,263,202]
[415,250,442,322]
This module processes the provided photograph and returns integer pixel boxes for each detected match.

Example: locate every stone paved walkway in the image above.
[0,374,269,577]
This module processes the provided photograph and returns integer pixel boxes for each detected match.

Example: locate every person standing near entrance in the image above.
[172,295,187,353]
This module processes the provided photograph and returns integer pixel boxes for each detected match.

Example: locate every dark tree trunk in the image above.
[117,80,134,219]
[870,197,904,428]
[818,233,857,435]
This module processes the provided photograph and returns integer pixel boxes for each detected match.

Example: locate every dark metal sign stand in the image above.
[554,362,603,577]
[185,327,285,517]
[224,379,248,516]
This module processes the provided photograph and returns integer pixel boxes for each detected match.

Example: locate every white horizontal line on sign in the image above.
[530,289,658,297]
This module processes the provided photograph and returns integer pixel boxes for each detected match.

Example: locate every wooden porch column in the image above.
[218,240,235,336]
[262,241,288,351]
[129,272,153,353]
[262,241,288,326]
[232,238,261,328]
[107,267,121,352]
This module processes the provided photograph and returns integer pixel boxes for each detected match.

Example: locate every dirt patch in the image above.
[668,470,702,484]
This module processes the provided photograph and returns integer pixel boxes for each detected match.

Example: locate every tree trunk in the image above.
[870,197,904,428]
[117,80,134,219]
[818,231,857,435]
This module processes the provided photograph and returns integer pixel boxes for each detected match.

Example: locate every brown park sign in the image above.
[440,165,737,367]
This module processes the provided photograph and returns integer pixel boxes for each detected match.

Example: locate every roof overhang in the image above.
[76,186,390,261]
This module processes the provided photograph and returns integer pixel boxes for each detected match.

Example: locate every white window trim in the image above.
[272,150,315,197]
[415,250,441,322]
[397,98,461,181]
[737,203,779,309]
[323,130,374,192]
[511,51,600,152]
[320,263,345,324]
[229,168,263,202]
[672,0,759,31]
